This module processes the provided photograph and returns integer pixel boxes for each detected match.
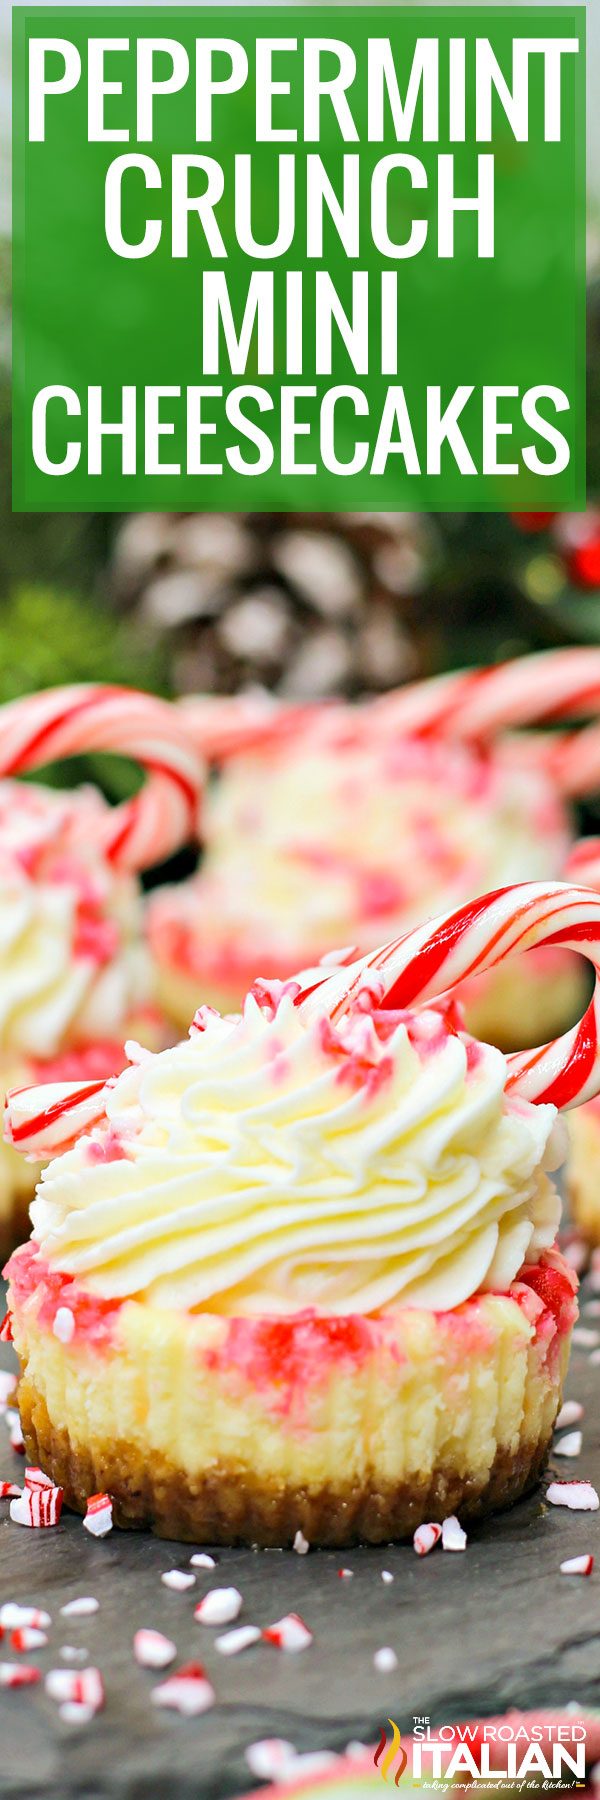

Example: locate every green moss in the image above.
[0,584,171,799]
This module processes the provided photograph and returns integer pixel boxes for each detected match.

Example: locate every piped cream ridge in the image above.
[28,996,563,1316]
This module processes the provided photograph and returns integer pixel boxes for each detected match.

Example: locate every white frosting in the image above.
[31,995,563,1315]
[0,782,149,1058]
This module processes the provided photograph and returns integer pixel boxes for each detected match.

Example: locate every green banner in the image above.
[13,6,586,511]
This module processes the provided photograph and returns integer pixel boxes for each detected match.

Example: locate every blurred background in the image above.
[2,0,600,817]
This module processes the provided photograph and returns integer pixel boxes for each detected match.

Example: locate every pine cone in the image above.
[108,512,439,699]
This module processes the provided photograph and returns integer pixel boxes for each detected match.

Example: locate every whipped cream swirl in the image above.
[30,994,563,1314]
[0,781,148,1058]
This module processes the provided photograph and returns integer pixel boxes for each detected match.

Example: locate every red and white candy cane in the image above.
[0,685,205,871]
[367,649,600,743]
[182,649,600,801]
[178,692,333,764]
[294,881,600,1112]
[11,880,600,1141]
[367,650,600,804]
[5,1078,111,1159]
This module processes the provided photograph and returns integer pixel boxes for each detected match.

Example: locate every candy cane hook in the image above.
[293,881,600,1111]
[0,685,205,872]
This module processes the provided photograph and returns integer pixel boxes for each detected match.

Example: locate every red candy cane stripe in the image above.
[294,881,600,1112]
[5,1077,111,1159]
[0,685,205,872]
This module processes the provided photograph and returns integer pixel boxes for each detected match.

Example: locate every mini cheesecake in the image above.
[8,1246,575,1545]
[4,994,574,1546]
[148,730,581,1052]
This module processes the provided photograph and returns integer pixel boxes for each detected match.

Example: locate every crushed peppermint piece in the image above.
[0,1313,13,1343]
[83,1494,113,1538]
[374,1647,398,1673]
[338,1568,353,1579]
[293,1531,310,1556]
[572,1327,600,1349]
[151,1662,215,1717]
[554,1431,583,1458]
[0,1483,21,1500]
[161,1569,196,1593]
[25,1468,54,1492]
[245,1741,297,1780]
[0,1605,51,1630]
[59,1702,95,1725]
[413,1522,443,1556]
[46,1671,82,1702]
[45,1668,104,1714]
[262,1613,313,1653]
[10,1628,48,1652]
[0,1663,41,1687]
[194,1587,242,1627]
[442,1515,467,1552]
[60,1598,99,1618]
[560,1555,594,1576]
[547,1480,600,1511]
[53,1307,75,1345]
[556,1401,584,1429]
[214,1626,261,1657]
[10,1485,63,1528]
[381,1571,394,1584]
[189,1553,217,1569]
[134,1629,176,1670]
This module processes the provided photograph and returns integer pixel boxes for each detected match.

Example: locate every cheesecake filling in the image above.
[149,734,570,980]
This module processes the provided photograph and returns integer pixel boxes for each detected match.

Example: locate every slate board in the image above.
[1,1276,600,1800]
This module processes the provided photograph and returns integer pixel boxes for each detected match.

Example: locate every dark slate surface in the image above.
[1,1280,600,1800]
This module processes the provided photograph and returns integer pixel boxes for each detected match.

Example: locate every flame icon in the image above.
[374,1719,408,1785]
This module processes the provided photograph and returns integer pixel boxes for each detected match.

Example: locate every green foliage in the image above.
[0,584,171,800]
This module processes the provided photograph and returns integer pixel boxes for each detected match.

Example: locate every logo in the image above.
[374,1720,408,1786]
[373,1718,588,1790]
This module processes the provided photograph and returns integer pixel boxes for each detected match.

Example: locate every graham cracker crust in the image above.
[17,1376,554,1547]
